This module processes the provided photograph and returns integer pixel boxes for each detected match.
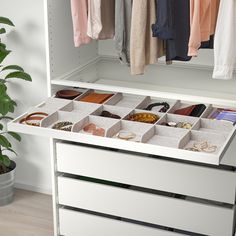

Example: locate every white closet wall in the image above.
[0,0,51,194]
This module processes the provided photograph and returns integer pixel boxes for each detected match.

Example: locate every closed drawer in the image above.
[58,176,235,236]
[56,143,236,204]
[59,208,184,236]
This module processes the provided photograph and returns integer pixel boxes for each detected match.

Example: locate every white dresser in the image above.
[8,0,236,235]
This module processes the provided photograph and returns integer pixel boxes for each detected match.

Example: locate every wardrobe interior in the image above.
[47,0,236,104]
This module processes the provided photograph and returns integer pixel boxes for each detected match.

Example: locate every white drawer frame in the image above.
[58,176,235,236]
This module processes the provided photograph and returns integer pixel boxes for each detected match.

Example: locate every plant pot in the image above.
[0,161,16,206]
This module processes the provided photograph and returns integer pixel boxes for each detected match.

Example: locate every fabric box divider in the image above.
[136,96,178,113]
[105,93,148,108]
[37,97,72,114]
[91,105,133,119]
[179,130,227,154]
[157,113,199,128]
[72,115,120,137]
[40,110,86,129]
[192,118,234,135]
[144,125,189,148]
[59,100,101,115]
[108,120,154,143]
[168,100,209,116]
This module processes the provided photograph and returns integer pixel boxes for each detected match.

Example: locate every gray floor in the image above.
[0,189,54,236]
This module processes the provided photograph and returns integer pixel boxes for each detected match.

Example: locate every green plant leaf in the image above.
[0,123,3,130]
[2,148,17,156]
[0,93,16,115]
[2,155,11,167]
[0,116,13,120]
[0,28,6,34]
[0,43,11,64]
[0,83,7,94]
[2,65,24,72]
[0,17,15,26]
[0,134,11,148]
[7,132,21,142]
[5,71,32,81]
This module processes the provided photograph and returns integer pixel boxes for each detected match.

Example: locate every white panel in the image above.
[56,143,236,204]
[58,177,235,236]
[46,0,98,79]
[97,59,236,101]
[59,208,183,236]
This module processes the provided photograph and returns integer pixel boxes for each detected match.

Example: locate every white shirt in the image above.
[213,0,236,80]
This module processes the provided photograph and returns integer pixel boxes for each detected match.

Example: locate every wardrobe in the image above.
[8,0,236,235]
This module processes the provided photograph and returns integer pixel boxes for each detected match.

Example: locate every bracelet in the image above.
[20,112,48,126]
[52,121,73,131]
[145,102,170,113]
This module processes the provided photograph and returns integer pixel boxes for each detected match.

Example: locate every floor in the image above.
[0,189,54,236]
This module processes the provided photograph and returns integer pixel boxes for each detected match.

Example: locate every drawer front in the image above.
[56,143,236,204]
[58,177,235,236]
[59,208,183,236]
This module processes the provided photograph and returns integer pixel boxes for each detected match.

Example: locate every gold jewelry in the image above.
[128,113,159,124]
[117,131,136,140]
[185,141,217,153]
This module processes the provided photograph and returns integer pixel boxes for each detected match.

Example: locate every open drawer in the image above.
[8,89,236,166]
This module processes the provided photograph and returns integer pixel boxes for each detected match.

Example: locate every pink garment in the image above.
[188,0,220,56]
[71,0,92,47]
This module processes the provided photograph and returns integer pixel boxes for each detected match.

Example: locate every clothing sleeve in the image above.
[152,0,174,40]
[130,0,148,75]
[70,0,91,47]
[87,0,102,39]
[188,0,212,56]
[213,0,236,80]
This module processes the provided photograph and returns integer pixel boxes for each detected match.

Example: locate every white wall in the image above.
[0,0,51,194]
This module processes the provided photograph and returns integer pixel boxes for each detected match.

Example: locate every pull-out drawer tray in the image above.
[59,208,183,236]
[57,176,235,236]
[56,143,236,204]
[8,93,236,165]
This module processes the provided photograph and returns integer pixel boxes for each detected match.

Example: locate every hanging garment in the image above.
[87,0,102,39]
[130,0,164,75]
[188,0,220,57]
[70,0,92,47]
[213,0,236,80]
[115,0,132,65]
[152,0,191,62]
[99,0,115,39]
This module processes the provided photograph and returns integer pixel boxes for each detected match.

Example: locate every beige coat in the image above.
[130,0,164,75]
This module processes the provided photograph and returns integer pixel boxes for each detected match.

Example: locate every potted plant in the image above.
[0,17,32,205]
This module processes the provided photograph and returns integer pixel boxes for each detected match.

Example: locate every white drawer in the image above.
[59,208,184,236]
[56,143,236,204]
[58,176,235,236]
[7,96,236,166]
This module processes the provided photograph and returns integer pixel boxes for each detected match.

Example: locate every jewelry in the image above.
[145,102,170,113]
[176,122,192,129]
[52,121,73,131]
[128,113,159,124]
[20,112,48,126]
[83,123,105,137]
[100,111,121,119]
[185,141,217,153]
[117,131,136,140]
[161,121,192,129]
